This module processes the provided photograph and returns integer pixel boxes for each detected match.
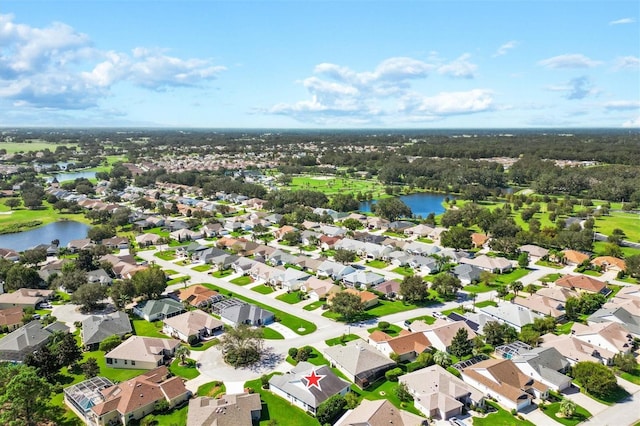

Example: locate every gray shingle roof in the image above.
[81,311,132,347]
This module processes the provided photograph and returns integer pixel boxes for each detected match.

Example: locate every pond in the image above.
[360,192,451,218]
[46,170,97,183]
[0,221,91,252]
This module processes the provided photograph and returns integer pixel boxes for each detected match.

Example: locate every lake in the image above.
[360,192,450,218]
[46,170,97,183]
[0,221,91,252]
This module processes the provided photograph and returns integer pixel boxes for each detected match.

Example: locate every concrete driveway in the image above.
[51,303,101,332]
[562,386,609,416]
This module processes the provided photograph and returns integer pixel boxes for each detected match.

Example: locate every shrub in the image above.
[188,334,199,345]
[288,347,298,358]
[511,409,517,416]
[99,334,122,352]
[385,367,403,382]
[378,321,390,330]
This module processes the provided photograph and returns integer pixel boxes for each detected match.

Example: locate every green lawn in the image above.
[197,380,226,397]
[147,406,188,426]
[287,175,387,199]
[230,276,254,285]
[212,269,233,278]
[406,315,436,325]
[536,260,564,269]
[0,140,77,153]
[593,241,640,258]
[541,401,591,426]
[475,300,498,309]
[167,275,190,285]
[245,375,321,426]
[276,291,304,304]
[541,273,563,283]
[262,327,285,340]
[132,319,166,338]
[494,268,530,285]
[192,264,212,272]
[325,334,361,346]
[463,282,503,293]
[303,300,324,311]
[366,260,388,269]
[367,324,403,336]
[579,269,602,277]
[169,358,200,379]
[620,368,640,385]
[189,338,220,351]
[351,379,423,417]
[252,284,275,294]
[155,250,176,261]
[202,284,316,335]
[366,300,422,317]
[392,266,415,276]
[555,321,574,335]
[163,269,179,276]
[473,401,535,426]
[595,211,640,242]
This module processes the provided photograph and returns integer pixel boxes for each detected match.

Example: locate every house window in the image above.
[106,358,112,364]
[131,360,135,366]
[124,360,128,365]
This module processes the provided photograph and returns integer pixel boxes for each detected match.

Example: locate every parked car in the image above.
[32,313,41,320]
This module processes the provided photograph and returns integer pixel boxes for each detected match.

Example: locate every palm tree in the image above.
[433,350,452,368]
[510,281,523,298]
[560,398,576,418]
[175,344,191,366]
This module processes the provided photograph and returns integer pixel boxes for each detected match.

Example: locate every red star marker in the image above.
[304,369,325,391]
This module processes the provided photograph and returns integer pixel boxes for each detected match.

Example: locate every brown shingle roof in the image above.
[177,285,219,307]
[555,275,606,293]
[385,332,431,356]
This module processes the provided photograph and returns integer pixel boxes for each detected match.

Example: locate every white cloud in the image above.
[547,76,598,100]
[493,41,518,57]
[538,54,602,69]
[622,116,640,128]
[437,54,477,78]
[268,57,491,124]
[609,17,635,25]
[0,13,225,109]
[603,100,640,111]
[400,89,493,115]
[614,56,640,70]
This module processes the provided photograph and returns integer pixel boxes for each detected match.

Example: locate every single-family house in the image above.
[519,244,549,261]
[473,302,544,332]
[68,367,189,426]
[102,236,130,250]
[105,336,180,370]
[324,340,396,388]
[187,394,261,426]
[133,298,185,322]
[368,330,431,362]
[269,362,351,415]
[87,268,113,285]
[320,225,346,238]
[274,225,298,240]
[452,263,483,285]
[402,241,441,257]
[410,320,477,353]
[0,288,53,309]
[367,217,390,230]
[400,365,484,420]
[342,270,385,289]
[316,260,355,281]
[540,333,615,366]
[511,347,572,391]
[571,321,635,354]
[335,399,427,426]
[471,233,490,249]
[135,233,161,247]
[300,277,340,301]
[232,257,258,275]
[67,238,94,252]
[280,268,311,291]
[459,255,513,274]
[211,298,274,326]
[201,222,223,238]
[561,250,590,266]
[319,235,342,251]
[513,294,566,319]
[0,248,20,261]
[81,311,133,351]
[267,249,298,266]
[176,285,223,308]
[591,256,626,272]
[0,321,69,362]
[404,224,435,237]
[248,262,283,284]
[373,280,402,299]
[461,358,548,412]
[409,255,440,274]
[162,310,224,343]
[555,275,607,294]
[329,288,379,309]
[388,251,412,267]
[0,307,24,332]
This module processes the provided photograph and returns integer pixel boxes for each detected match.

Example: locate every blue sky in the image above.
[1,1,638,128]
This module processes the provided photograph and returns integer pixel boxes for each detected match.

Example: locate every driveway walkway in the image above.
[562,386,609,416]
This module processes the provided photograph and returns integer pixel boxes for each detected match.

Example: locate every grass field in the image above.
[197,381,226,397]
[0,201,89,234]
[0,140,77,153]
[192,264,212,272]
[132,319,166,338]
[287,175,388,198]
[169,358,200,379]
[276,291,304,304]
[303,300,324,310]
[325,333,361,346]
[230,276,253,285]
[252,284,275,294]
[262,327,285,340]
[595,212,640,242]
[541,401,591,426]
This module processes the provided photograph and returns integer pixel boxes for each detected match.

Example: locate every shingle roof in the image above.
[556,275,606,293]
[269,362,350,409]
[337,399,426,426]
[81,311,132,347]
[105,336,180,364]
[324,340,395,377]
[187,394,261,426]
[163,310,224,337]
